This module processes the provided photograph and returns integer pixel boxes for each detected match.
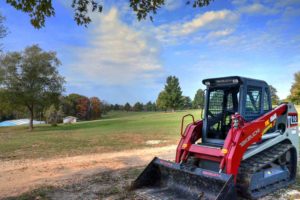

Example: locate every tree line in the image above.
[154,75,300,111]
[1,45,300,130]
[0,45,205,130]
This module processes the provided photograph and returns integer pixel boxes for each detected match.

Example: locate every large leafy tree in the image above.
[163,76,183,111]
[289,72,300,104]
[269,85,280,105]
[193,89,204,109]
[5,0,213,28]
[0,45,65,130]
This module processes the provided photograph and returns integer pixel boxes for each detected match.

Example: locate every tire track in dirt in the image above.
[0,145,176,199]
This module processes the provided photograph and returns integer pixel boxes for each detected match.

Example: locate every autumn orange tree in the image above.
[76,97,90,120]
[90,97,101,120]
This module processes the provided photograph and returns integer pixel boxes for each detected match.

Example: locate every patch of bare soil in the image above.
[0,145,176,199]
[4,167,299,200]
[4,168,143,200]
[1,144,299,200]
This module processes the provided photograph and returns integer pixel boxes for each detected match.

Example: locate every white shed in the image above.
[63,116,77,124]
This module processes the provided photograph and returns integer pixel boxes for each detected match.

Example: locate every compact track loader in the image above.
[131,76,299,200]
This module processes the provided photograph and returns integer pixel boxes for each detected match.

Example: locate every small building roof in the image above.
[63,116,77,119]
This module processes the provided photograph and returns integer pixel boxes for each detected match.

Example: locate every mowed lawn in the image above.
[0,110,202,160]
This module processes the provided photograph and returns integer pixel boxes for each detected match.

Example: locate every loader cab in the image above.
[202,76,272,147]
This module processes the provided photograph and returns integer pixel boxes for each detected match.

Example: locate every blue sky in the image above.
[1,0,300,104]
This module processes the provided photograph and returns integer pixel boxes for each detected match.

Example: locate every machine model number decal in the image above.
[288,113,298,127]
[239,129,260,147]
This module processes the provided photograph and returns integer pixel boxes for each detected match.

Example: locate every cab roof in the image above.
[202,76,268,87]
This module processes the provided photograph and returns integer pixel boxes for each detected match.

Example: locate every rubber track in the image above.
[236,142,295,199]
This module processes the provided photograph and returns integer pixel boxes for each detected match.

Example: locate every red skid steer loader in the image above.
[131,76,299,200]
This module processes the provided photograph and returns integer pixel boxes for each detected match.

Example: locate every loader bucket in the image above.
[131,158,236,200]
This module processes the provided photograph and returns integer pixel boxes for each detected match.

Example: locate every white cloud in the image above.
[166,10,236,36]
[68,8,163,86]
[238,3,279,15]
[206,28,235,39]
[155,10,238,44]
[165,0,182,10]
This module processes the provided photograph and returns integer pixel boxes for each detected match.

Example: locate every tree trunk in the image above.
[29,108,34,131]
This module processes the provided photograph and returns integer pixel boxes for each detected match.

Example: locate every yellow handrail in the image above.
[180,114,195,137]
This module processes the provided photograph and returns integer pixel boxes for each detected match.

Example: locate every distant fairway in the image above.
[0,110,202,160]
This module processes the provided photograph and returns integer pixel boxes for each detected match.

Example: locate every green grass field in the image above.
[1,106,299,161]
[0,110,202,160]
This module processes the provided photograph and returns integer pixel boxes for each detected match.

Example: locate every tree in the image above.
[0,89,27,121]
[0,13,8,51]
[90,97,101,119]
[269,85,280,105]
[156,91,167,111]
[0,90,14,120]
[5,0,213,28]
[45,105,63,126]
[113,104,121,111]
[76,96,90,120]
[100,101,111,115]
[61,93,85,117]
[151,102,157,111]
[145,101,156,111]
[182,96,192,109]
[124,102,131,112]
[0,64,4,83]
[193,89,204,109]
[133,102,144,111]
[289,72,300,104]
[163,76,183,111]
[0,45,65,130]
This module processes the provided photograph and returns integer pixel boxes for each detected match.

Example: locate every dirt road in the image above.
[0,145,176,199]
[1,144,299,200]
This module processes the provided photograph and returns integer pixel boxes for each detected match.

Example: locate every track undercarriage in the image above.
[237,142,297,199]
